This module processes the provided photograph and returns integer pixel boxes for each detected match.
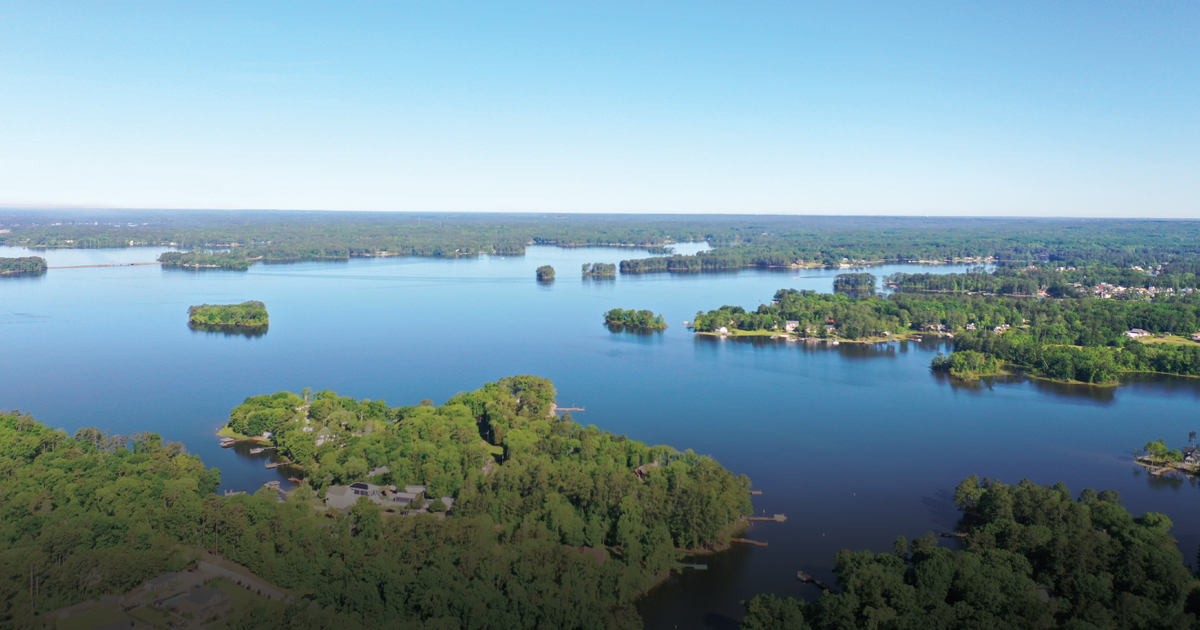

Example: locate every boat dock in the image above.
[674,563,708,570]
[746,514,787,522]
[731,538,768,547]
[749,490,762,495]
[797,571,835,591]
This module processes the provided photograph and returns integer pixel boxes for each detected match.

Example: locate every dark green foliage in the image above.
[930,350,1002,380]
[0,257,47,275]
[605,308,668,329]
[159,250,252,270]
[188,301,269,327]
[741,476,1200,630]
[581,262,617,276]
[832,273,876,293]
[536,265,555,281]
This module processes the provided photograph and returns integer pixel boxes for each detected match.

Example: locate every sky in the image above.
[0,2,1197,216]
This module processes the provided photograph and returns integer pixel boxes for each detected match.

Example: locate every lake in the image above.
[2,244,1198,629]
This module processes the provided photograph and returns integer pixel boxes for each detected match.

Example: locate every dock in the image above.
[552,406,585,413]
[938,532,968,539]
[265,462,288,469]
[749,490,763,495]
[674,563,708,570]
[746,514,787,523]
[731,538,768,547]
[797,571,835,592]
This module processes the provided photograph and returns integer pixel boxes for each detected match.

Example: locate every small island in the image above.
[0,256,47,276]
[188,301,269,327]
[930,350,1003,381]
[536,265,555,281]
[159,250,252,270]
[605,308,668,329]
[581,262,616,277]
[832,272,876,294]
[1135,436,1198,477]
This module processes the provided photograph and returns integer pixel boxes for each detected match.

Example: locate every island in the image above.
[605,308,668,329]
[831,272,876,294]
[536,264,555,281]
[930,350,1004,381]
[581,262,617,277]
[188,301,269,327]
[158,250,252,270]
[0,255,47,275]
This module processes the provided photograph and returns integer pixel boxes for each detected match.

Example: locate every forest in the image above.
[692,289,1200,382]
[0,256,47,275]
[739,476,1200,630]
[9,212,1200,273]
[831,273,876,294]
[188,301,269,327]
[582,262,617,277]
[536,265,555,281]
[604,309,668,329]
[1,377,752,629]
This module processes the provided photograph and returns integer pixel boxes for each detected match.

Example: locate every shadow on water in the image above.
[606,323,665,336]
[189,323,269,338]
[0,270,46,281]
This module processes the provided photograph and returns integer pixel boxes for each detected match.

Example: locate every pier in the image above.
[745,513,787,522]
[731,538,768,547]
[797,571,835,592]
[749,490,762,495]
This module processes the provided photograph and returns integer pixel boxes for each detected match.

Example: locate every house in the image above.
[1126,328,1151,339]
[174,587,231,620]
[716,326,729,335]
[966,323,977,331]
[144,572,180,591]
[1184,447,1200,466]
[1192,333,1200,342]
[314,427,333,447]
[325,482,384,510]
[784,320,800,333]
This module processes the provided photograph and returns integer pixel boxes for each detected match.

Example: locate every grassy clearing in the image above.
[1141,335,1200,346]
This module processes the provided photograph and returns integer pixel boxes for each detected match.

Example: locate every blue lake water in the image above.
[2,244,1198,629]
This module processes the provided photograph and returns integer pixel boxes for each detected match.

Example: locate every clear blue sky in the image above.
[1,2,1196,216]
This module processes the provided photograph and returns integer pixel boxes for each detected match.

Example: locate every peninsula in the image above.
[605,308,668,329]
[0,255,47,275]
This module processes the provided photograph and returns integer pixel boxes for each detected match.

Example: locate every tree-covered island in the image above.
[0,256,47,275]
[188,301,269,327]
[158,250,252,270]
[0,377,752,629]
[605,308,668,330]
[694,286,1200,385]
[739,476,1200,629]
[582,262,617,277]
[536,265,555,281]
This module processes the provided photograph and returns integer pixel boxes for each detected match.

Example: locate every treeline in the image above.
[188,301,269,327]
[889,265,1200,296]
[158,250,251,270]
[0,256,47,275]
[740,476,1199,629]
[604,309,668,329]
[582,262,617,276]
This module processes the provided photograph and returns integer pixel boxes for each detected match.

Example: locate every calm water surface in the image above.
[2,244,1197,629]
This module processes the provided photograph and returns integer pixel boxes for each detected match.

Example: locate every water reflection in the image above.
[606,323,665,337]
[0,270,46,281]
[189,323,269,338]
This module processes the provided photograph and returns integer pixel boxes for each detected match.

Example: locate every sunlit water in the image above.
[2,244,1197,629]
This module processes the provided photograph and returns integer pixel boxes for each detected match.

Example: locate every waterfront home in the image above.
[175,587,231,620]
[314,427,333,447]
[1184,447,1200,466]
[785,320,799,333]
[717,326,729,335]
[325,482,384,510]
[143,572,180,592]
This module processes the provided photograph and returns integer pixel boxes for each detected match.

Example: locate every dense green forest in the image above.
[0,256,47,275]
[158,250,252,270]
[188,301,269,327]
[9,211,1200,272]
[0,377,752,629]
[831,273,876,293]
[889,265,1200,296]
[740,476,1200,630]
[582,262,617,277]
[693,289,1200,382]
[930,350,1003,380]
[536,265,555,281]
[604,309,668,329]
